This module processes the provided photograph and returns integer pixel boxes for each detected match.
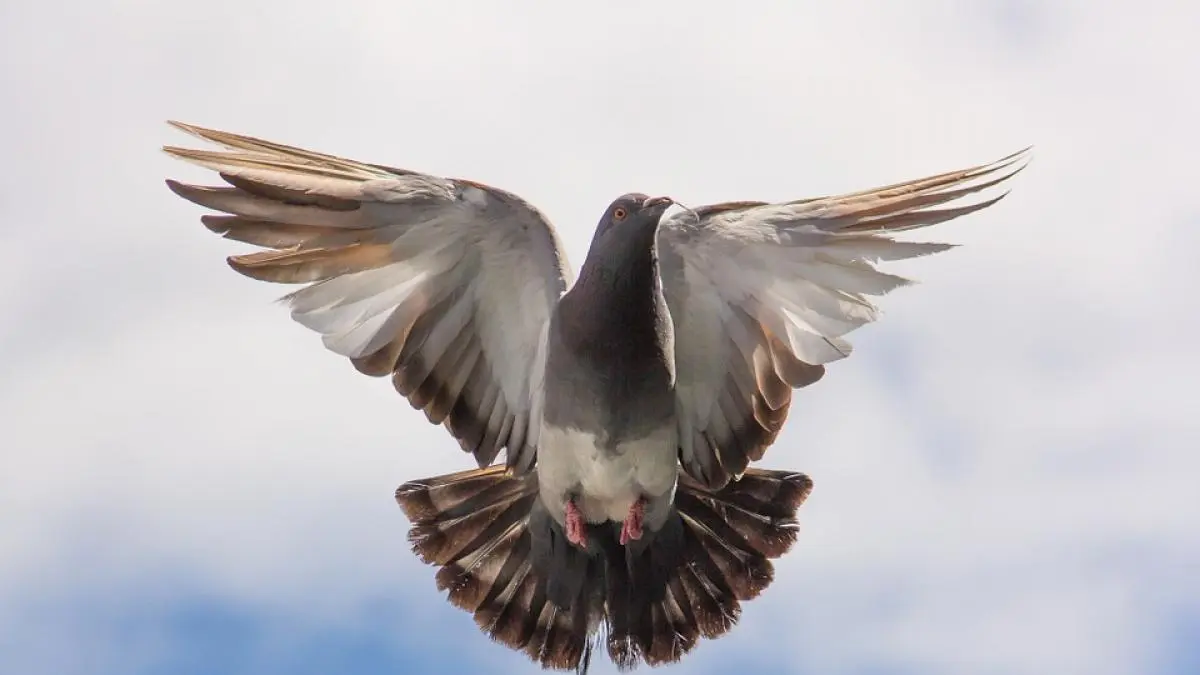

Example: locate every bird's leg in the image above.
[619,496,647,545]
[564,498,588,548]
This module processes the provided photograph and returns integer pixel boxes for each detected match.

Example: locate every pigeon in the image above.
[162,121,1030,671]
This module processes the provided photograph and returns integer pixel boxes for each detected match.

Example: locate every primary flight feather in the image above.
[163,121,1029,671]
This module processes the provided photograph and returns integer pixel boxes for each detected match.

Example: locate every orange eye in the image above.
[613,207,627,221]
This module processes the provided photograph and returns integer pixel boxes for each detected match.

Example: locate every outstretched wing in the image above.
[163,122,572,474]
[659,148,1031,488]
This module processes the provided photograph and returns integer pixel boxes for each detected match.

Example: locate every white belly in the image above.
[537,425,678,523]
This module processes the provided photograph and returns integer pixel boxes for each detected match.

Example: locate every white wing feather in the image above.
[659,148,1032,488]
[164,122,572,473]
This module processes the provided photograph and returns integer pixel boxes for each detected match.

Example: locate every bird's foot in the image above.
[565,499,588,548]
[619,497,646,545]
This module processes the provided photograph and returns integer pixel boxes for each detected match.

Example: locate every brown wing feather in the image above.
[164,122,570,471]
[664,147,1031,489]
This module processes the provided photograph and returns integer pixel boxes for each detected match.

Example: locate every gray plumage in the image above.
[163,121,1030,671]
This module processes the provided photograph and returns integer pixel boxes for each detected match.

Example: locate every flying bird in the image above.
[162,121,1029,672]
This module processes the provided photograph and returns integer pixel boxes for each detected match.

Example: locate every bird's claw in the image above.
[565,499,588,548]
[619,497,646,545]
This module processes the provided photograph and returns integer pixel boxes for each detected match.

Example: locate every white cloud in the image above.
[2,1,1197,674]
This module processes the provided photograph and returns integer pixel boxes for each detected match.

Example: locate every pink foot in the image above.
[619,497,646,545]
[565,499,588,548]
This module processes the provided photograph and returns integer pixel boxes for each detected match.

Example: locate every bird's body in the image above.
[162,121,1030,672]
[539,194,679,546]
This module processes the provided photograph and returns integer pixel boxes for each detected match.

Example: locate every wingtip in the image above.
[199,214,232,234]
[166,119,213,139]
[163,177,187,196]
[161,143,210,164]
[165,120,248,154]
[983,188,1014,207]
[225,255,258,279]
[984,145,1034,175]
[998,145,1035,174]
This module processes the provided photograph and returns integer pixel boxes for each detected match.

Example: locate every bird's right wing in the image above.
[163,122,573,474]
[658,149,1031,488]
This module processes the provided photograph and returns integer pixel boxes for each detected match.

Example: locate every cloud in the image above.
[2,1,1197,674]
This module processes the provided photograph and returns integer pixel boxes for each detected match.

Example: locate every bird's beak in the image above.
[641,195,674,211]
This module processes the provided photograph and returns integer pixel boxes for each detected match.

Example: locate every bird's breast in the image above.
[537,424,678,524]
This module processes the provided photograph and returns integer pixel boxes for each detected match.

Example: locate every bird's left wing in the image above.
[162,122,573,474]
[658,148,1031,489]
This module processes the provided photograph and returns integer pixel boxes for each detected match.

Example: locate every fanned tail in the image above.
[396,466,812,671]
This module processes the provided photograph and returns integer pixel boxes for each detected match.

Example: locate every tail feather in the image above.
[398,466,536,568]
[604,468,813,667]
[396,465,813,672]
[685,469,810,557]
[676,496,775,600]
[397,466,598,671]
[676,533,741,638]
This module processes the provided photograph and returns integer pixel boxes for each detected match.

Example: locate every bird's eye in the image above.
[613,207,627,221]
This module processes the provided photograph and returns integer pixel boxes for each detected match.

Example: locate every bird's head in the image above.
[592,193,675,243]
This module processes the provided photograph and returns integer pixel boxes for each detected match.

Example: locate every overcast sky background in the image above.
[2,1,1198,674]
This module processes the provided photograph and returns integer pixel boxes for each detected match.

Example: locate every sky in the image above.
[2,1,1198,674]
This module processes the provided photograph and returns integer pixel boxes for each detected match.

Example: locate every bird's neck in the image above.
[546,225,677,440]
[576,224,659,295]
[559,226,668,358]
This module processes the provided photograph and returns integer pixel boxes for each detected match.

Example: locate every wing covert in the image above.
[163,122,572,474]
[659,148,1032,488]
